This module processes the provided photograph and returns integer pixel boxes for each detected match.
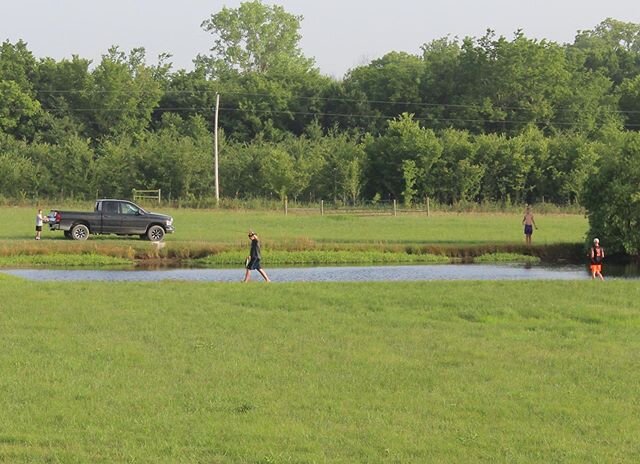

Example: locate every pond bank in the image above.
[0,241,589,268]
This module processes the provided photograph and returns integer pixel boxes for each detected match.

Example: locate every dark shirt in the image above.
[250,239,261,260]
[590,246,604,264]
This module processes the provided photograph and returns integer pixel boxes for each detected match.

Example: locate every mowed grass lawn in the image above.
[1,276,639,463]
[0,206,587,246]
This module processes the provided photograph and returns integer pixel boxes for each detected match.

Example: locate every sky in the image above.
[1,0,639,78]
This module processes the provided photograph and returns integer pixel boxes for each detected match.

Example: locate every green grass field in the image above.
[1,276,638,463]
[0,206,588,266]
[1,206,587,245]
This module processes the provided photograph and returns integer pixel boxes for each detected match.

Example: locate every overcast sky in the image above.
[2,0,639,78]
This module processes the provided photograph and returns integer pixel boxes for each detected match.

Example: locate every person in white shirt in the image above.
[35,209,48,240]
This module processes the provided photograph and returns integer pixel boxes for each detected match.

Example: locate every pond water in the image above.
[4,263,636,283]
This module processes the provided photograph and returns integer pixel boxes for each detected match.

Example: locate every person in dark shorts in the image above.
[242,231,271,282]
[589,238,605,280]
[35,208,48,240]
[522,205,538,246]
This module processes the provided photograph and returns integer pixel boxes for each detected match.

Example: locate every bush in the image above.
[583,130,640,255]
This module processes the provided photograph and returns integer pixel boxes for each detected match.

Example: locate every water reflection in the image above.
[2,263,617,282]
[599,262,640,278]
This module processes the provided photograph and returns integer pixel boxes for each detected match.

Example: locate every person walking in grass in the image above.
[522,204,538,246]
[35,208,48,240]
[242,231,271,282]
[589,238,605,280]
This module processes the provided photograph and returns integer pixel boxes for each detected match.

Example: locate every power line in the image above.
[28,88,640,115]
[8,104,638,128]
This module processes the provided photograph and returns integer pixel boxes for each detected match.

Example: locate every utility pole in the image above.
[214,93,220,205]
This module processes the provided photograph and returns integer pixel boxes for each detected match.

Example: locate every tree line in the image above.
[2,2,640,251]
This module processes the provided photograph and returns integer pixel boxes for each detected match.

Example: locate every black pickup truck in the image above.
[48,199,175,241]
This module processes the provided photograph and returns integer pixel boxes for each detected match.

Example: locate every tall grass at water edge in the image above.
[0,279,638,462]
[199,250,452,266]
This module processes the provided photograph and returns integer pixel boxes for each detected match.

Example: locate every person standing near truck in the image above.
[35,208,48,240]
[242,231,271,282]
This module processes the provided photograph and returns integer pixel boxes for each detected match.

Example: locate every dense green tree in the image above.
[552,66,620,135]
[0,139,36,198]
[545,133,599,204]
[341,52,425,134]
[0,154,33,198]
[426,129,482,204]
[93,136,137,198]
[312,129,365,204]
[199,0,312,76]
[219,139,262,198]
[0,41,43,140]
[618,75,640,129]
[197,1,332,140]
[475,132,532,203]
[33,56,93,140]
[0,81,41,136]
[217,67,331,141]
[0,40,37,89]
[132,122,213,200]
[583,129,640,255]
[87,47,163,140]
[513,126,549,203]
[319,81,377,134]
[280,133,324,202]
[364,113,442,201]
[258,144,295,201]
[53,135,96,198]
[154,65,219,131]
[450,31,577,134]
[20,136,95,199]
[13,140,54,197]
[570,18,640,86]
[400,159,420,206]
[419,37,462,130]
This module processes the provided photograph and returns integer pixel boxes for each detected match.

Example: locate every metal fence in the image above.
[285,199,432,216]
[132,189,161,205]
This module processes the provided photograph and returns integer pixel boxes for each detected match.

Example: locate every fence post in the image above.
[393,199,397,217]
[284,197,288,216]
[158,189,161,204]
[427,196,430,217]
[132,189,136,201]
[321,199,324,216]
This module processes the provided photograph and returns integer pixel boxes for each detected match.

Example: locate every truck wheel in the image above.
[71,224,89,240]
[146,225,165,242]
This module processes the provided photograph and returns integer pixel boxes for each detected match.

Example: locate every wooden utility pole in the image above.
[214,93,220,205]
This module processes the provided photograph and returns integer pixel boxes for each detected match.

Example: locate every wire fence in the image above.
[286,200,426,216]
[1,193,585,216]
